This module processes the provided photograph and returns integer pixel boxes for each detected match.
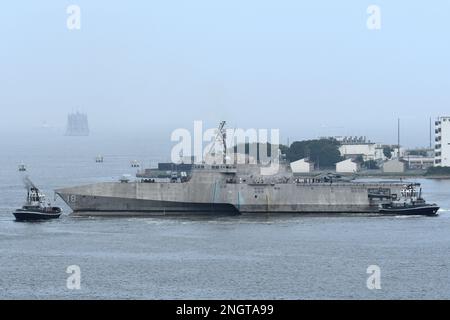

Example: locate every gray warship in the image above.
[55,122,434,216]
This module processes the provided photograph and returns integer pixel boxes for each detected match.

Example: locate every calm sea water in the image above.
[1,130,450,299]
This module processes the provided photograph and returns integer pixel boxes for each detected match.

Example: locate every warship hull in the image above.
[56,181,404,216]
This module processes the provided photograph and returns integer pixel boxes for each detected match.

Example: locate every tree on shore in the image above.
[232,139,342,169]
[285,138,342,169]
[426,166,450,176]
[383,147,393,159]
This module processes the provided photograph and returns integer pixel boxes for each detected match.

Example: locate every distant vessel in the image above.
[131,160,140,168]
[18,163,26,172]
[65,112,89,136]
[56,121,438,217]
[95,155,104,163]
[13,177,62,221]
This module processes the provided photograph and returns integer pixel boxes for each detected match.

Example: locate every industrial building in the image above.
[435,116,450,167]
[290,158,314,173]
[405,156,434,170]
[382,159,406,173]
[336,159,360,173]
[336,136,385,161]
[391,147,406,159]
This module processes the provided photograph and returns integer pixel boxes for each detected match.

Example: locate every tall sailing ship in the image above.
[65,112,89,136]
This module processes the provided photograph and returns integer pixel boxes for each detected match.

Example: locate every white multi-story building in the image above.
[435,116,450,167]
[336,136,386,161]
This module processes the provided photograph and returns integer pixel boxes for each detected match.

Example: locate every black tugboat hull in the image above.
[13,210,62,221]
[379,205,440,216]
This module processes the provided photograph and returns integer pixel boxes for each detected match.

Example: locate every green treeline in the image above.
[234,138,343,169]
[426,166,450,176]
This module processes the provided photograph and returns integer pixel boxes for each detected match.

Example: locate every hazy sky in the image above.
[1,1,449,147]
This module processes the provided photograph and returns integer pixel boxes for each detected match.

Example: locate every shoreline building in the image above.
[336,158,360,173]
[383,159,406,173]
[335,136,385,161]
[404,148,434,170]
[290,158,314,173]
[65,112,89,136]
[405,156,434,170]
[435,116,450,167]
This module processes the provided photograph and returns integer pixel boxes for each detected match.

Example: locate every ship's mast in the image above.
[218,121,227,164]
[206,121,227,164]
[23,176,44,204]
[397,118,400,159]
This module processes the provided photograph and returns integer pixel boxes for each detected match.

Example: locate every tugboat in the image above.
[379,183,439,216]
[13,178,62,221]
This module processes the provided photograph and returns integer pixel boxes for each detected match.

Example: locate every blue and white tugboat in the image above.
[379,183,439,216]
[13,178,62,221]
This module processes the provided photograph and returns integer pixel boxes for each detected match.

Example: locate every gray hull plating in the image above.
[60,194,239,216]
[56,176,404,216]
